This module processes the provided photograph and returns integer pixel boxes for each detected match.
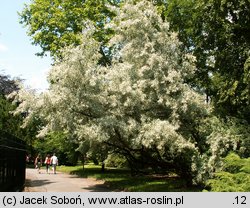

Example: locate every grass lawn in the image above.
[57,164,202,192]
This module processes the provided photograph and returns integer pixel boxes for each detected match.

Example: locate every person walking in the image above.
[44,154,51,174]
[34,154,42,174]
[50,153,58,174]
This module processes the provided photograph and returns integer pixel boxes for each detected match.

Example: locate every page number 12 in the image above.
[234,196,247,205]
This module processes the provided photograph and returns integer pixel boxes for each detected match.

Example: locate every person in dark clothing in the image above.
[34,154,42,174]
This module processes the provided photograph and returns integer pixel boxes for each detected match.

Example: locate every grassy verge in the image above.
[57,164,202,192]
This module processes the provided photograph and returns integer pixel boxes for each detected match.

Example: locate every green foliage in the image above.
[105,153,128,168]
[33,131,79,165]
[19,0,117,62]
[0,74,19,134]
[0,94,16,130]
[206,153,250,192]
[166,0,250,122]
[0,74,38,145]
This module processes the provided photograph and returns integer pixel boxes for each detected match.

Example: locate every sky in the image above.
[0,0,51,91]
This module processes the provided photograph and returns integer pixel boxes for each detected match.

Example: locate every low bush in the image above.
[206,153,250,191]
[104,153,128,168]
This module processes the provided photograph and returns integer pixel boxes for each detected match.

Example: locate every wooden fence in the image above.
[0,132,26,192]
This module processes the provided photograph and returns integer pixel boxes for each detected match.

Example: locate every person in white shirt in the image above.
[50,153,58,174]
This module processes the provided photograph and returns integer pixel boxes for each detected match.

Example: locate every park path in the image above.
[24,168,110,192]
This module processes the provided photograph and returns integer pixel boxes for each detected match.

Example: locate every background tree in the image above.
[0,73,18,95]
[19,0,118,64]
[0,73,39,147]
[166,0,250,122]
[33,131,80,165]
[0,74,19,135]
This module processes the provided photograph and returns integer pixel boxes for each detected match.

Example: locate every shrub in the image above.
[105,153,128,168]
[206,153,250,191]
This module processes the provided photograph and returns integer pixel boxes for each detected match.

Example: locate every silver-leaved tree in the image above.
[11,0,239,185]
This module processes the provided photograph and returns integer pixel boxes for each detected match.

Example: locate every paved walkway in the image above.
[24,168,110,192]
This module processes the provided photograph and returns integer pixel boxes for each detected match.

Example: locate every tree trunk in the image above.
[81,154,85,170]
[101,161,105,173]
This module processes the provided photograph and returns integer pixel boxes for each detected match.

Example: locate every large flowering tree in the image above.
[11,0,239,184]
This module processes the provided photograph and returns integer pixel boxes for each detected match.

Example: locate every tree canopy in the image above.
[0,74,18,134]
[19,0,118,63]
[166,0,250,122]
[0,74,18,95]
[19,0,250,123]
[0,74,39,145]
